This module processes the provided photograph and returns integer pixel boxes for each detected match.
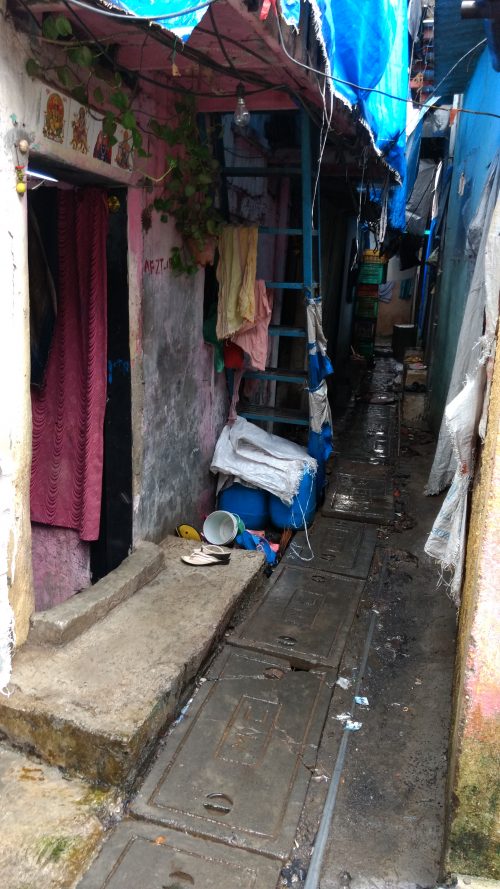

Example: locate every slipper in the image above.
[181,551,228,566]
[196,544,231,560]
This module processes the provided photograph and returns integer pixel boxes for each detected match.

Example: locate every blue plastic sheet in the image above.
[281,1,408,228]
[108,0,214,41]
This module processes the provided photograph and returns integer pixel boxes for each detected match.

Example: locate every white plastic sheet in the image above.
[425,157,500,602]
[211,417,316,505]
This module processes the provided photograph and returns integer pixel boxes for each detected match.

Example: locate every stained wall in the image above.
[447,335,500,878]
[0,14,228,637]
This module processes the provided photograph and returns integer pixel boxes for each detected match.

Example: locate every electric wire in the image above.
[273,9,500,122]
[15,0,285,99]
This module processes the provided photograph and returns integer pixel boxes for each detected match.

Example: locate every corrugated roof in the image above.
[434,0,485,94]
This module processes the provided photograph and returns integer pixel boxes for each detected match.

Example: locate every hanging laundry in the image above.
[216,225,258,340]
[378,281,395,303]
[231,280,273,371]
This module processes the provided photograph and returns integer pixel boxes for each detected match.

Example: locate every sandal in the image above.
[181,551,228,566]
[196,544,231,560]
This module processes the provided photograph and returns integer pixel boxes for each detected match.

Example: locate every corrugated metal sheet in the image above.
[435,0,485,93]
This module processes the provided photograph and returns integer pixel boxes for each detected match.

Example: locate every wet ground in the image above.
[75,354,457,888]
[0,357,455,889]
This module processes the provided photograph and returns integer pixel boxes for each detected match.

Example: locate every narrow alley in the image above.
[0,354,458,889]
[1,0,499,886]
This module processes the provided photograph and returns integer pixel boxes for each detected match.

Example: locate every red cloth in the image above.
[30,189,108,541]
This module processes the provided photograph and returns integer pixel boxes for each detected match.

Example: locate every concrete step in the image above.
[0,538,264,789]
[29,541,164,646]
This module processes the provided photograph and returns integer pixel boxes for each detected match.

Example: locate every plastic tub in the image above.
[203,511,239,545]
[218,483,269,529]
[269,470,316,530]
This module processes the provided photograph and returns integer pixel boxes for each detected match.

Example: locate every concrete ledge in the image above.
[29,542,164,646]
[0,538,264,788]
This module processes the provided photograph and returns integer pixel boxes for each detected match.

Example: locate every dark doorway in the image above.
[91,189,132,581]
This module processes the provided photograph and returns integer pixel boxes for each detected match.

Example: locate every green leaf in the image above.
[120,109,136,130]
[55,15,72,37]
[131,129,142,148]
[93,86,104,104]
[68,45,94,68]
[114,71,123,87]
[109,135,118,146]
[42,15,59,40]
[184,184,196,197]
[56,66,75,89]
[26,58,41,77]
[137,148,151,158]
[71,85,88,105]
[110,90,129,112]
[206,218,216,235]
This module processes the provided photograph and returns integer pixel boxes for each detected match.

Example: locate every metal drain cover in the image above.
[230,566,363,669]
[77,820,281,889]
[131,647,330,860]
[286,518,377,578]
[323,466,393,524]
[334,404,397,464]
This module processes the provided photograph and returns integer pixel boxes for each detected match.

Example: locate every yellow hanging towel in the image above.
[216,225,258,340]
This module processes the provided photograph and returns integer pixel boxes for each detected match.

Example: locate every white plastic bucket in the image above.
[203,510,239,545]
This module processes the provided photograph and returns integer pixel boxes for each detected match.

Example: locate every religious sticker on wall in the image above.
[42,90,68,143]
[92,121,113,164]
[34,84,134,175]
[114,127,133,171]
[70,104,89,154]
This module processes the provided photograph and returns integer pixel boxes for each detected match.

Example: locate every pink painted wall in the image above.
[31,524,90,611]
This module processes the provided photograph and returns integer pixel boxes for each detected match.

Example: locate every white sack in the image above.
[424,371,485,602]
[211,417,316,505]
[426,159,500,495]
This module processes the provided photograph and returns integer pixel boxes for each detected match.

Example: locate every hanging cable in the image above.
[272,9,499,122]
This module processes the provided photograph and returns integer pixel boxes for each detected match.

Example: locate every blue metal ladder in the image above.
[222,109,319,429]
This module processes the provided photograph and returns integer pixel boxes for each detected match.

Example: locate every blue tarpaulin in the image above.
[107,0,213,40]
[282,0,408,229]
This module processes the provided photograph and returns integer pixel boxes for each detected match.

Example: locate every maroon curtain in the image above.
[31,188,108,541]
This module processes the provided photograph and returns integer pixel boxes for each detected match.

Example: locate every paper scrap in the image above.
[336,677,351,690]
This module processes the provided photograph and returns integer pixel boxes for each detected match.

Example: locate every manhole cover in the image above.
[77,820,281,888]
[323,469,394,524]
[286,518,377,578]
[131,647,330,860]
[230,566,363,669]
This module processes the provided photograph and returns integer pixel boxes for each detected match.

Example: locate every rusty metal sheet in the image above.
[322,470,394,524]
[285,518,377,578]
[230,566,363,669]
[131,647,330,861]
[77,820,281,889]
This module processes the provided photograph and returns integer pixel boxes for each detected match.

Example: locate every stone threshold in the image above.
[29,541,164,646]
[0,537,265,790]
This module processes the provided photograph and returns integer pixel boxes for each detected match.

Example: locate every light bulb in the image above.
[234,83,250,128]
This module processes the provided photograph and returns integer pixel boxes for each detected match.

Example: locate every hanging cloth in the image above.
[216,225,258,340]
[30,188,108,541]
[231,280,273,371]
